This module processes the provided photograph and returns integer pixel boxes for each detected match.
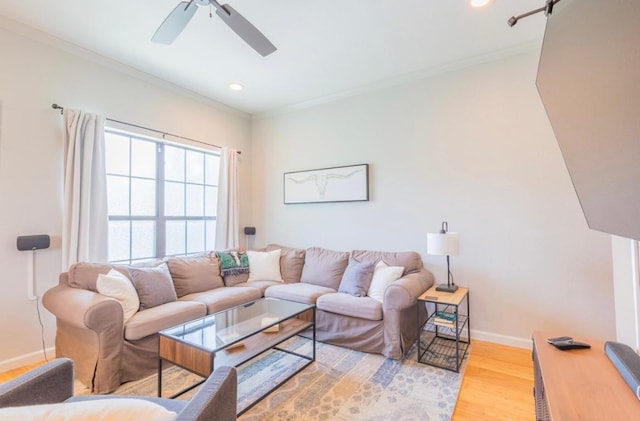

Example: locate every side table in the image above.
[417,286,470,372]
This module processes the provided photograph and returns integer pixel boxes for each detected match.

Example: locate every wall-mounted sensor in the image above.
[17,234,50,300]
[243,227,256,251]
[17,235,50,251]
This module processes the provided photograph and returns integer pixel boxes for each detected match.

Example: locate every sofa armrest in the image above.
[381,268,434,359]
[42,281,125,393]
[0,358,74,408]
[43,282,124,332]
[383,269,434,310]
[177,366,238,421]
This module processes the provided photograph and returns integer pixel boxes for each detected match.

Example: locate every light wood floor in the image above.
[1,340,534,419]
[0,360,46,383]
[453,340,534,420]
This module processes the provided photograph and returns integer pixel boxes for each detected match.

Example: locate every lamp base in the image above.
[435,283,459,293]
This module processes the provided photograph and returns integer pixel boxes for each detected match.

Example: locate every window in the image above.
[105,129,219,263]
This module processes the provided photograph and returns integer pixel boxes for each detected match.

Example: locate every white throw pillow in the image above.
[0,398,177,421]
[97,269,140,322]
[247,249,284,283]
[367,260,404,303]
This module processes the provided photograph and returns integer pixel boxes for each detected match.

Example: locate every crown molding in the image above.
[0,13,542,122]
[0,14,250,120]
[254,39,543,121]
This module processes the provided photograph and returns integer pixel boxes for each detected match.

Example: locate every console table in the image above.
[532,330,640,420]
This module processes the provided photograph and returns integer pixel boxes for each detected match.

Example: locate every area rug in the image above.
[113,337,467,420]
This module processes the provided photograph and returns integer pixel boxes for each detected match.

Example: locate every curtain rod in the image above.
[51,103,240,154]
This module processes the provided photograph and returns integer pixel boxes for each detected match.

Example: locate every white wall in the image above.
[612,237,640,350]
[0,22,252,370]
[251,50,615,347]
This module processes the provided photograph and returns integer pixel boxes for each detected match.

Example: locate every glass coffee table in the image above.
[158,297,315,415]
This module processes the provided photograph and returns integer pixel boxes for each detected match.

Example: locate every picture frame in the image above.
[284,164,369,204]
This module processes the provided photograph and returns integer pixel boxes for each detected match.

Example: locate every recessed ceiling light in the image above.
[229,83,244,91]
[470,0,493,7]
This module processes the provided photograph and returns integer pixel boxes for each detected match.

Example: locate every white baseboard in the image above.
[0,347,55,373]
[471,329,532,350]
[0,331,531,373]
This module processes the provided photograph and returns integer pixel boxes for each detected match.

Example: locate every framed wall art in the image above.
[284,163,369,204]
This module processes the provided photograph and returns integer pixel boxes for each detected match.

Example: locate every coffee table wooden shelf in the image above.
[158,298,315,415]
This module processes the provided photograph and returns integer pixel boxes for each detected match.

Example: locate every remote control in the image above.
[547,336,573,344]
[551,339,591,350]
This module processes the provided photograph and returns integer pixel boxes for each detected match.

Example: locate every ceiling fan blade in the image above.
[152,1,198,45]
[215,4,277,56]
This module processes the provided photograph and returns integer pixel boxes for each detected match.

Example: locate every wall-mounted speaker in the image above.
[17,235,50,251]
[244,227,256,235]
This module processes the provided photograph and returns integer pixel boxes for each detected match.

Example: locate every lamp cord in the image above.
[35,297,49,362]
[446,255,456,287]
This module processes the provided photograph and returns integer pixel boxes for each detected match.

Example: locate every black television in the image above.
[536,0,640,240]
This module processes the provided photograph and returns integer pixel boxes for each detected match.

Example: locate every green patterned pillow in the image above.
[217,250,250,277]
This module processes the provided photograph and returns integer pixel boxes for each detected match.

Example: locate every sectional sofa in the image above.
[43,245,434,393]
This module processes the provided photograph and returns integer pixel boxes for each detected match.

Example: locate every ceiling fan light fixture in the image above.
[152,0,276,56]
[470,0,493,7]
[229,82,244,91]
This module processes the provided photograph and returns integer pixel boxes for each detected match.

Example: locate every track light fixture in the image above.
[507,0,561,27]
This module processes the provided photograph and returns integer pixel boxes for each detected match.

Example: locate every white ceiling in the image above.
[0,1,549,114]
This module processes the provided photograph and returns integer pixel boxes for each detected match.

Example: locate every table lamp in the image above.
[427,221,459,292]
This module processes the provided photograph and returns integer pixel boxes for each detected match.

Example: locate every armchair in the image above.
[0,358,237,421]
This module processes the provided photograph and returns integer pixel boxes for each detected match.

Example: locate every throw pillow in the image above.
[128,263,177,311]
[367,260,404,303]
[217,250,251,286]
[265,244,306,283]
[166,254,224,297]
[351,250,422,275]
[217,250,250,277]
[0,398,177,421]
[300,247,350,290]
[68,262,115,292]
[96,269,140,322]
[247,249,284,283]
[338,258,375,297]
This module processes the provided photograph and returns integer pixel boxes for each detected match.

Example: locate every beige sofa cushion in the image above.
[180,286,262,314]
[68,262,120,292]
[300,247,349,290]
[265,244,306,283]
[67,261,160,292]
[222,272,249,287]
[265,282,335,305]
[166,254,224,297]
[317,293,383,321]
[124,300,206,340]
[350,250,423,275]
[234,280,281,294]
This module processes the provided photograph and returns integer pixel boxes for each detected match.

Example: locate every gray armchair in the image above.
[0,358,237,421]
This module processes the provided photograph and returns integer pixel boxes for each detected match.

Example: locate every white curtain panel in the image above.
[62,109,109,269]
[215,147,240,250]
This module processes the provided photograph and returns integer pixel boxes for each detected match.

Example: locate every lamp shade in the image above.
[427,232,459,256]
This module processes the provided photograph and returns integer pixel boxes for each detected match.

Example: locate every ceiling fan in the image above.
[152,0,277,56]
